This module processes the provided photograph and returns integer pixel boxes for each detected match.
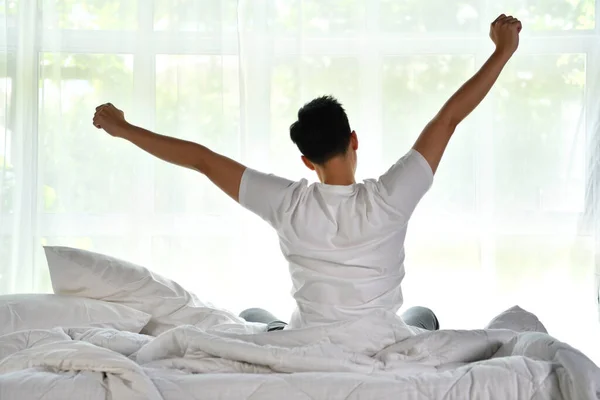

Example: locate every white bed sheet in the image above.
[0,308,598,400]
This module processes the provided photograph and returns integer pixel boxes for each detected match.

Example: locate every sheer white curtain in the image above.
[0,0,598,361]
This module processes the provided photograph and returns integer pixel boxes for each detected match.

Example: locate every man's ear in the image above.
[301,155,315,171]
[351,131,359,151]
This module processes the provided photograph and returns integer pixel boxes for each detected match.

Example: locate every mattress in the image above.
[0,311,598,400]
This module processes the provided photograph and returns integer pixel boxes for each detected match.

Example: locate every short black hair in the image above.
[289,95,351,165]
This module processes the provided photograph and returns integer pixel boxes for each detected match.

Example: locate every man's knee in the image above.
[402,306,440,331]
[239,308,279,325]
[239,308,262,320]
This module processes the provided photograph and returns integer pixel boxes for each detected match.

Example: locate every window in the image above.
[0,0,598,361]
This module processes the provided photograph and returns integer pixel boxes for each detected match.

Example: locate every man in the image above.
[93,15,521,332]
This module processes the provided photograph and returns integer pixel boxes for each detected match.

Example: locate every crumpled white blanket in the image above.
[0,307,598,400]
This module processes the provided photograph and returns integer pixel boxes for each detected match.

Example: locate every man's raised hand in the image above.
[490,14,522,57]
[93,103,128,137]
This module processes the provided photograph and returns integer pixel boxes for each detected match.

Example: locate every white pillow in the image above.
[485,305,548,333]
[44,246,243,336]
[0,294,151,335]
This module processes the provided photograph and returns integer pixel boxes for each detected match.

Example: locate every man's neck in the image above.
[313,155,356,186]
[322,175,355,185]
[318,164,356,186]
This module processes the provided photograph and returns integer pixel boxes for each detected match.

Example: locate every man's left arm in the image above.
[413,15,521,174]
[93,103,246,202]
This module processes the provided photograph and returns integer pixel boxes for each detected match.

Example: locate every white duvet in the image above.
[0,307,599,400]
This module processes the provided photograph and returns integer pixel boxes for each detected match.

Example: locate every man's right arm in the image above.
[93,104,247,203]
[93,104,298,228]
[413,14,522,174]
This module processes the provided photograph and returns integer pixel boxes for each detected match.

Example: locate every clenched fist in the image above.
[93,103,128,137]
[490,14,522,56]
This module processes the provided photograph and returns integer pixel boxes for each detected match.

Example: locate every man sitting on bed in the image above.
[92,14,521,332]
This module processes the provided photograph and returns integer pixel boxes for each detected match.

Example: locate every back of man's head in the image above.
[289,96,352,165]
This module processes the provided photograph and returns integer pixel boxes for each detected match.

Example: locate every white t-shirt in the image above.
[238,149,434,329]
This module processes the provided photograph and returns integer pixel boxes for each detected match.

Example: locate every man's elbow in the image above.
[192,159,210,175]
[434,110,459,132]
[189,145,213,175]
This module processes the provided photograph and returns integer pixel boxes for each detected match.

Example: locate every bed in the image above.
[0,246,598,400]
